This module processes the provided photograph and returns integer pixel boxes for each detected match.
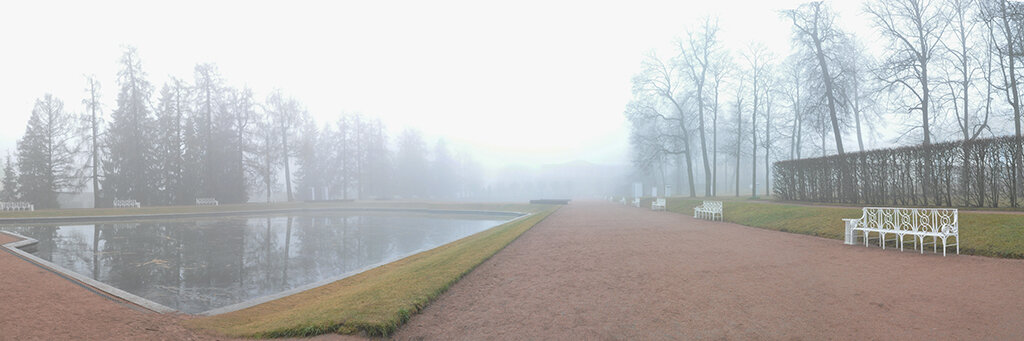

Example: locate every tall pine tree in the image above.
[103,46,156,205]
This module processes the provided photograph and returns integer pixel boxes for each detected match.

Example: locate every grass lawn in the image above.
[185,203,556,338]
[664,198,1024,259]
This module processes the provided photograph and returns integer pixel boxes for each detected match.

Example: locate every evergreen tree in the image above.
[103,46,156,205]
[154,78,190,204]
[395,128,429,198]
[1,154,18,201]
[16,94,82,209]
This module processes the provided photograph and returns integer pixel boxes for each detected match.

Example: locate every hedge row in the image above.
[773,135,1024,207]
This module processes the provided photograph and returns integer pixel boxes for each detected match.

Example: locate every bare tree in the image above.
[266,90,304,202]
[763,71,778,197]
[732,75,747,197]
[839,38,880,152]
[943,0,988,141]
[680,17,721,197]
[82,75,103,207]
[709,54,731,196]
[780,56,807,160]
[979,0,1024,206]
[865,0,947,146]
[744,44,772,198]
[866,0,947,205]
[632,51,697,197]
[784,1,848,155]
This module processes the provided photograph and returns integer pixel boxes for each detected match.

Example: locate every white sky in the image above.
[0,0,874,170]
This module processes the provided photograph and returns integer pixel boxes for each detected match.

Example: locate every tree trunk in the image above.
[282,123,293,202]
[713,87,719,197]
[752,82,759,198]
[90,81,100,208]
[697,80,712,197]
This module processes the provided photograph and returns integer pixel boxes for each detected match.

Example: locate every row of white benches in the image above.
[617,197,722,220]
[0,201,34,211]
[616,196,959,257]
[112,198,220,208]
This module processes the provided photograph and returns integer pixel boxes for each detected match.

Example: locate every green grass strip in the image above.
[185,205,556,338]
[664,198,1024,259]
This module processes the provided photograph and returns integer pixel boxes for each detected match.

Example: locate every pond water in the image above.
[1,212,511,314]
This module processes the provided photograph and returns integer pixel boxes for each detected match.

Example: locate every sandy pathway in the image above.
[0,233,221,341]
[394,201,1024,340]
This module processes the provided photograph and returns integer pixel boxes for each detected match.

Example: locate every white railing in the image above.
[843,207,959,256]
[0,202,34,211]
[693,201,722,221]
[195,198,219,206]
[113,199,140,208]
[651,198,666,211]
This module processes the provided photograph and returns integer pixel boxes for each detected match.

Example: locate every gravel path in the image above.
[394,201,1024,340]
[0,233,222,341]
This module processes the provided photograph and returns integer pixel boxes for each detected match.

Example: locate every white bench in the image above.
[196,198,219,206]
[693,201,722,221]
[843,207,959,256]
[0,202,34,211]
[113,199,140,208]
[651,198,666,211]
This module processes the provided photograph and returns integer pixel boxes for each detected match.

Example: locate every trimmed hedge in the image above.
[774,135,1023,207]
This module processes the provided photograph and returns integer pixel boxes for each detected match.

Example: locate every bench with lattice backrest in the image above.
[0,202,33,211]
[113,199,140,208]
[651,198,666,211]
[195,198,219,206]
[693,201,722,221]
[843,207,959,256]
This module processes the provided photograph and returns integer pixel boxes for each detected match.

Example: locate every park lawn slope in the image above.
[667,199,1024,259]
[186,206,556,338]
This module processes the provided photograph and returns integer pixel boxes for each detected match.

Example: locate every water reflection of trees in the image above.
[0,214,504,313]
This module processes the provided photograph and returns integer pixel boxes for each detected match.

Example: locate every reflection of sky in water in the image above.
[1,213,508,314]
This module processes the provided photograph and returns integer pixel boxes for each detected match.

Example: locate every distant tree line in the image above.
[774,135,1022,207]
[1,47,480,209]
[625,0,1024,200]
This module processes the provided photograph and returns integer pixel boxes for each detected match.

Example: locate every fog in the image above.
[3,0,1024,206]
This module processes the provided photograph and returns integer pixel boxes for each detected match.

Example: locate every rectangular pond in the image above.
[0,211,514,314]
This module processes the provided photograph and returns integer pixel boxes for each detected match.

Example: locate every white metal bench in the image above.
[196,198,219,206]
[693,201,722,221]
[113,199,140,208]
[0,202,34,211]
[651,198,666,211]
[632,198,641,208]
[843,207,959,256]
